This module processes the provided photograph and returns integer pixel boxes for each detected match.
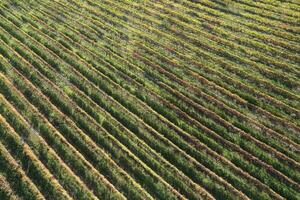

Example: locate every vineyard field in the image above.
[0,0,299,199]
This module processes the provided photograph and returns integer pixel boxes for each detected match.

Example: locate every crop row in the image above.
[42,0,300,123]
[0,0,299,199]
[7,0,300,185]
[0,18,241,199]
[0,10,286,200]
[14,0,298,136]
[37,0,300,167]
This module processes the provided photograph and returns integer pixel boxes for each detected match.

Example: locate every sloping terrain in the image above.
[0,0,299,199]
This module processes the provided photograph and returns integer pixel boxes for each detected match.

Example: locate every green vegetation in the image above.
[0,0,299,199]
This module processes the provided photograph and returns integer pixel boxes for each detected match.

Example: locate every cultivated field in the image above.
[0,0,299,199]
